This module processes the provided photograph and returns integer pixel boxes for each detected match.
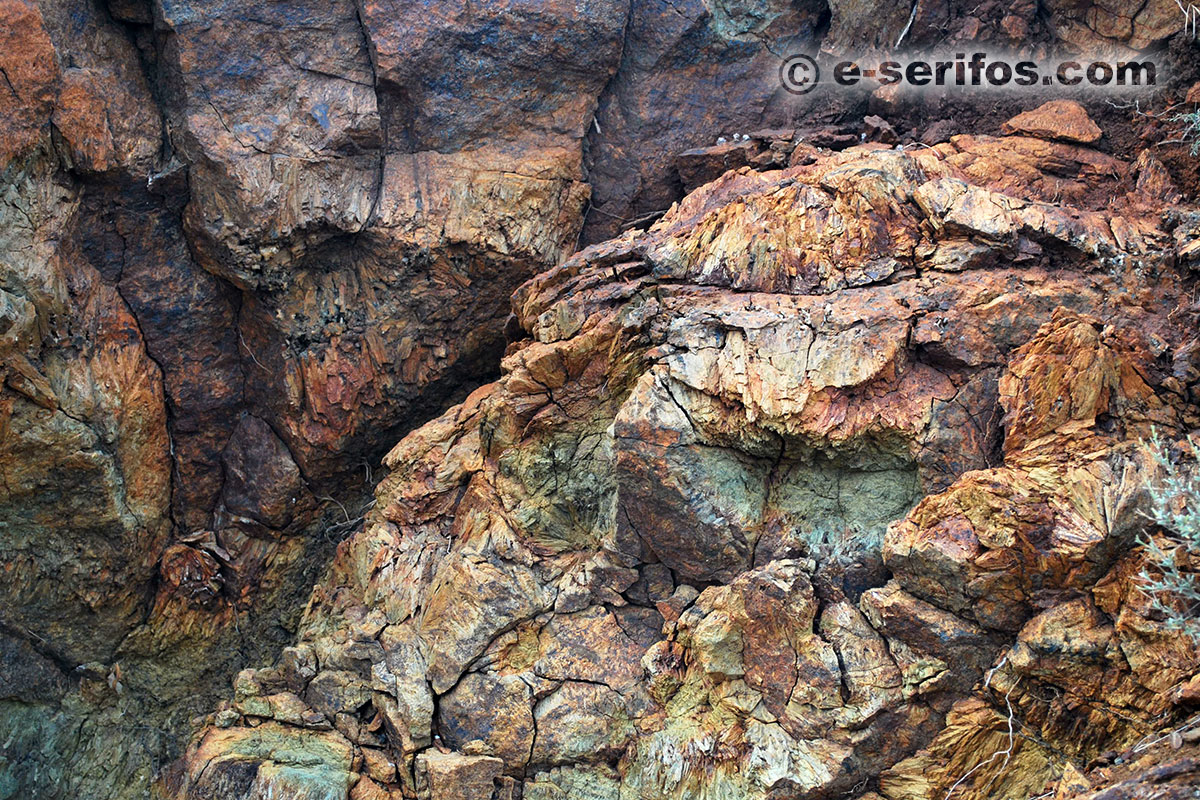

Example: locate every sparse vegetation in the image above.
[1139,434,1200,640]
[1171,109,1200,155]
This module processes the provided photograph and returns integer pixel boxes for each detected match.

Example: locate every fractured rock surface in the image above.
[168,134,1200,800]
[1,0,1198,797]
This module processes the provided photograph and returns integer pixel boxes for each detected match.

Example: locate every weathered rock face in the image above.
[156,0,608,479]
[580,0,829,243]
[1,0,1198,797]
[166,127,1200,800]
[0,0,171,668]
[581,0,1192,245]
[2,1,645,794]
[1041,0,1183,53]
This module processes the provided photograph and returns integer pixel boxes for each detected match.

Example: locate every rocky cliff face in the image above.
[164,127,1200,800]
[1,0,1199,798]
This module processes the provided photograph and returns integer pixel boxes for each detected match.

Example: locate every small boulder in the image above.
[675,141,757,193]
[414,752,503,800]
[920,119,957,146]
[1001,100,1102,145]
[863,114,898,144]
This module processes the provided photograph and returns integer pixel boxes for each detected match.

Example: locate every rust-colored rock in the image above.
[415,751,504,800]
[163,134,1200,800]
[4,1,1200,799]
[1002,100,1104,146]
[0,0,57,167]
[1041,0,1183,51]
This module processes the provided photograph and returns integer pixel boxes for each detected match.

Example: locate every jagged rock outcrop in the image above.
[166,123,1200,800]
[2,0,1198,796]
[0,0,695,793]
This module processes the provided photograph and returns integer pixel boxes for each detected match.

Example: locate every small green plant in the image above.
[1139,433,1200,640]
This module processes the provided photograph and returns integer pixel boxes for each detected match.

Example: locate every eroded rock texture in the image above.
[166,128,1200,800]
[1,0,621,794]
[1,0,1198,796]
